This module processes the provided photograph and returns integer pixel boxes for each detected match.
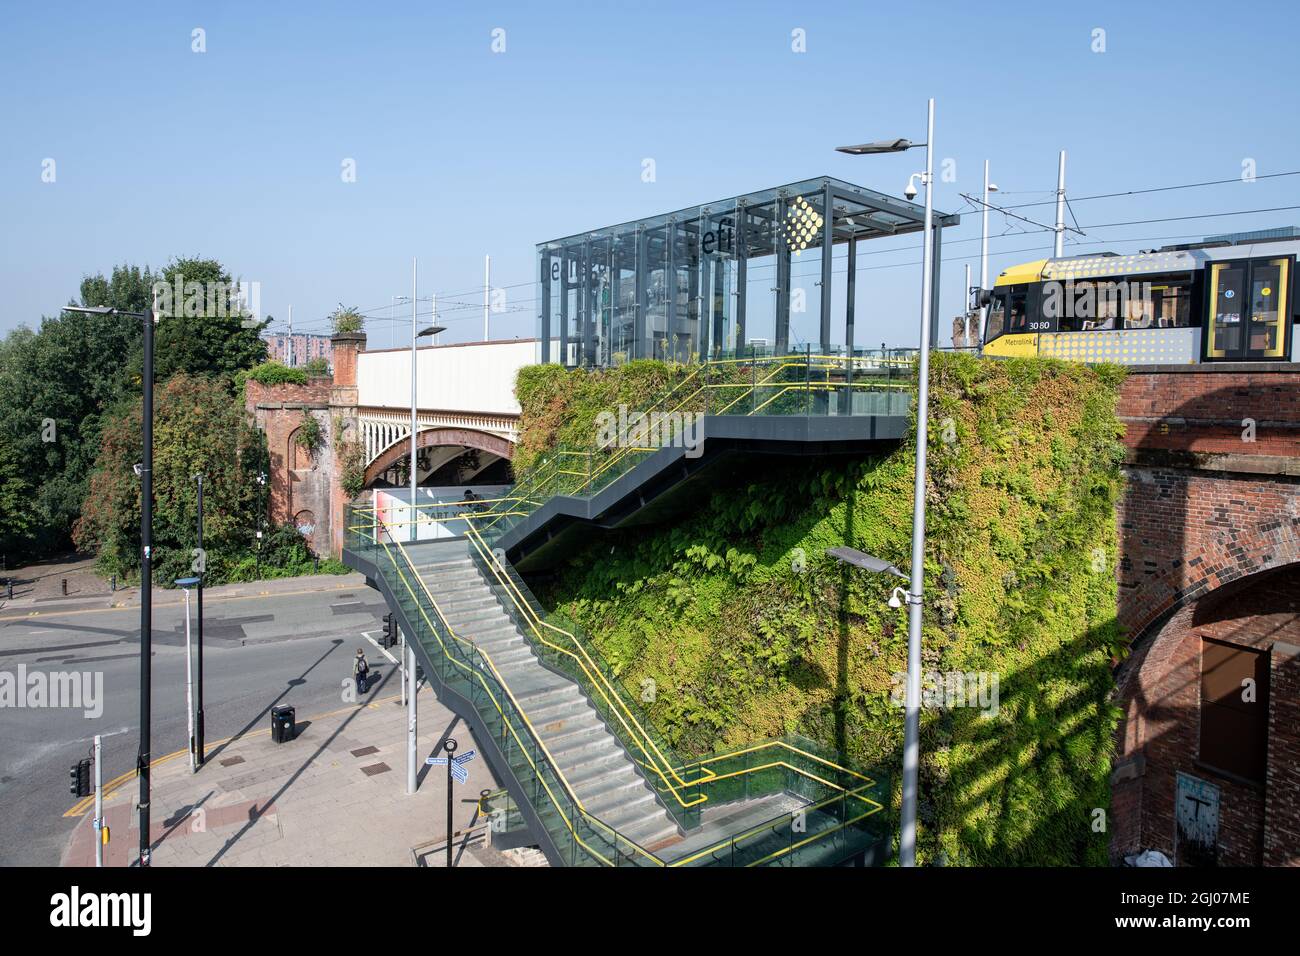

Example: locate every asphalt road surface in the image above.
[0,577,390,866]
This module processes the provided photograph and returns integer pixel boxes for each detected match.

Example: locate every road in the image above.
[0,576,391,866]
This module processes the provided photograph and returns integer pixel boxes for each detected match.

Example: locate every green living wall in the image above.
[518,353,1127,865]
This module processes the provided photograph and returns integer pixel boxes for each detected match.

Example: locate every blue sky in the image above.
[2,0,1298,348]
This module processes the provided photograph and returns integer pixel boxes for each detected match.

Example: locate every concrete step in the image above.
[443,605,511,628]
[435,589,500,610]
[588,786,659,825]
[543,721,618,759]
[623,816,682,851]
[525,695,592,727]
[463,621,523,643]
[557,749,635,789]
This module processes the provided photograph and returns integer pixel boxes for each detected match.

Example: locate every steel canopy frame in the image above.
[537,176,959,367]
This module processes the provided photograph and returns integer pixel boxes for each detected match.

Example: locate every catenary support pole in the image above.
[1054,150,1067,258]
[484,254,491,340]
[410,257,418,543]
[979,160,992,346]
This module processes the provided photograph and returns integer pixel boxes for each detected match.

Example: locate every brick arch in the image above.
[1119,486,1300,652]
[1111,558,1300,865]
[363,427,514,486]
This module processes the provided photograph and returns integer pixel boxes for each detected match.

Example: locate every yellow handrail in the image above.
[357,513,890,866]
[461,522,713,808]
[361,523,667,866]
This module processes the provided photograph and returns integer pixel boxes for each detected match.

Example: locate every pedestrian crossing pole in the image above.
[93,735,103,867]
[406,640,418,795]
[445,738,458,868]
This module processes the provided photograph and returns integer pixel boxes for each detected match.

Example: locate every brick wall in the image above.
[1111,366,1300,866]
[244,378,334,551]
[1265,641,1300,866]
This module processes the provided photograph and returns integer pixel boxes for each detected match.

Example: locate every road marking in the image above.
[63,692,403,818]
[361,630,399,665]
[1,582,360,624]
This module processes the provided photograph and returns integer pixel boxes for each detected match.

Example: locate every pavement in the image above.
[0,565,395,865]
[61,682,521,867]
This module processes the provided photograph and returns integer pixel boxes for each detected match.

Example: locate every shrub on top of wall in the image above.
[519,353,1127,865]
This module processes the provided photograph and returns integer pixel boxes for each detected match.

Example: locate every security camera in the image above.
[133,463,143,477]
[888,586,910,609]
[904,182,918,201]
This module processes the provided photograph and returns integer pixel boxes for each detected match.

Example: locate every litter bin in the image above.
[271,705,296,743]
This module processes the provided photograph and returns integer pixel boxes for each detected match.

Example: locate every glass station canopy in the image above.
[536,175,959,367]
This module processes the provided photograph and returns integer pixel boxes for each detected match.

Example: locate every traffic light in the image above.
[69,758,91,798]
[382,613,395,648]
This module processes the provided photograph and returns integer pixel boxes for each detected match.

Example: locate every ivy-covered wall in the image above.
[518,353,1127,865]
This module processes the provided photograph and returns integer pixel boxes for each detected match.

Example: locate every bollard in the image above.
[62,578,68,595]
[110,574,116,592]
[5,579,12,601]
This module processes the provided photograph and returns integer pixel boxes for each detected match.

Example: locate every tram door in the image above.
[1205,256,1293,360]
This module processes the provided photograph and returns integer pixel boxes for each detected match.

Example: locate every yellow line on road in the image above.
[1,581,359,624]
[63,692,403,818]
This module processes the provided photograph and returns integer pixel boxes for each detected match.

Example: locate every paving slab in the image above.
[61,685,509,867]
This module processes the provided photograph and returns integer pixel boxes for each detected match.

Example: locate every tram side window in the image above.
[1007,287,1030,332]
[1130,273,1194,329]
[985,291,1007,341]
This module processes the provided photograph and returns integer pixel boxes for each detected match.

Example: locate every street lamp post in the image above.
[835,97,938,867]
[193,473,206,766]
[175,577,200,773]
[63,301,156,867]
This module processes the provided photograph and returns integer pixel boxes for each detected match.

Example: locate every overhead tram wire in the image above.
[993,169,1300,211]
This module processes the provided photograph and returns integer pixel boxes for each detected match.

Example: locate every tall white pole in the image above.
[964,262,971,348]
[900,96,936,869]
[1054,150,1067,259]
[410,257,418,543]
[400,625,407,707]
[184,587,196,773]
[406,641,418,794]
[979,160,992,346]
[287,305,293,368]
[483,254,491,341]
[93,734,103,867]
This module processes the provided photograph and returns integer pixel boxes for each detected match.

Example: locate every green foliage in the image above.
[295,414,323,456]
[524,353,1126,866]
[302,356,330,377]
[329,304,365,335]
[151,257,268,384]
[74,373,269,584]
[237,361,308,389]
[335,417,366,498]
[0,258,269,564]
[219,524,348,583]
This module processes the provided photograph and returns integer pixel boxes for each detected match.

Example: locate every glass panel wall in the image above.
[537,177,953,367]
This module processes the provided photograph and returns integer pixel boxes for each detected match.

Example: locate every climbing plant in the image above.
[520,353,1127,865]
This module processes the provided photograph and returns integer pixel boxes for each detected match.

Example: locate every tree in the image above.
[151,258,268,384]
[0,303,142,555]
[75,373,271,584]
[329,304,365,335]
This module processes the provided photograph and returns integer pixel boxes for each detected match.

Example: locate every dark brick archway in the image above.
[363,426,515,487]
[1109,364,1300,867]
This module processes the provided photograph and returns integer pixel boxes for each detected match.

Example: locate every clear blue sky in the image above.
[3,0,1297,349]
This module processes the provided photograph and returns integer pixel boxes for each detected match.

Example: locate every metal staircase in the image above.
[413,548,682,851]
[342,352,896,867]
